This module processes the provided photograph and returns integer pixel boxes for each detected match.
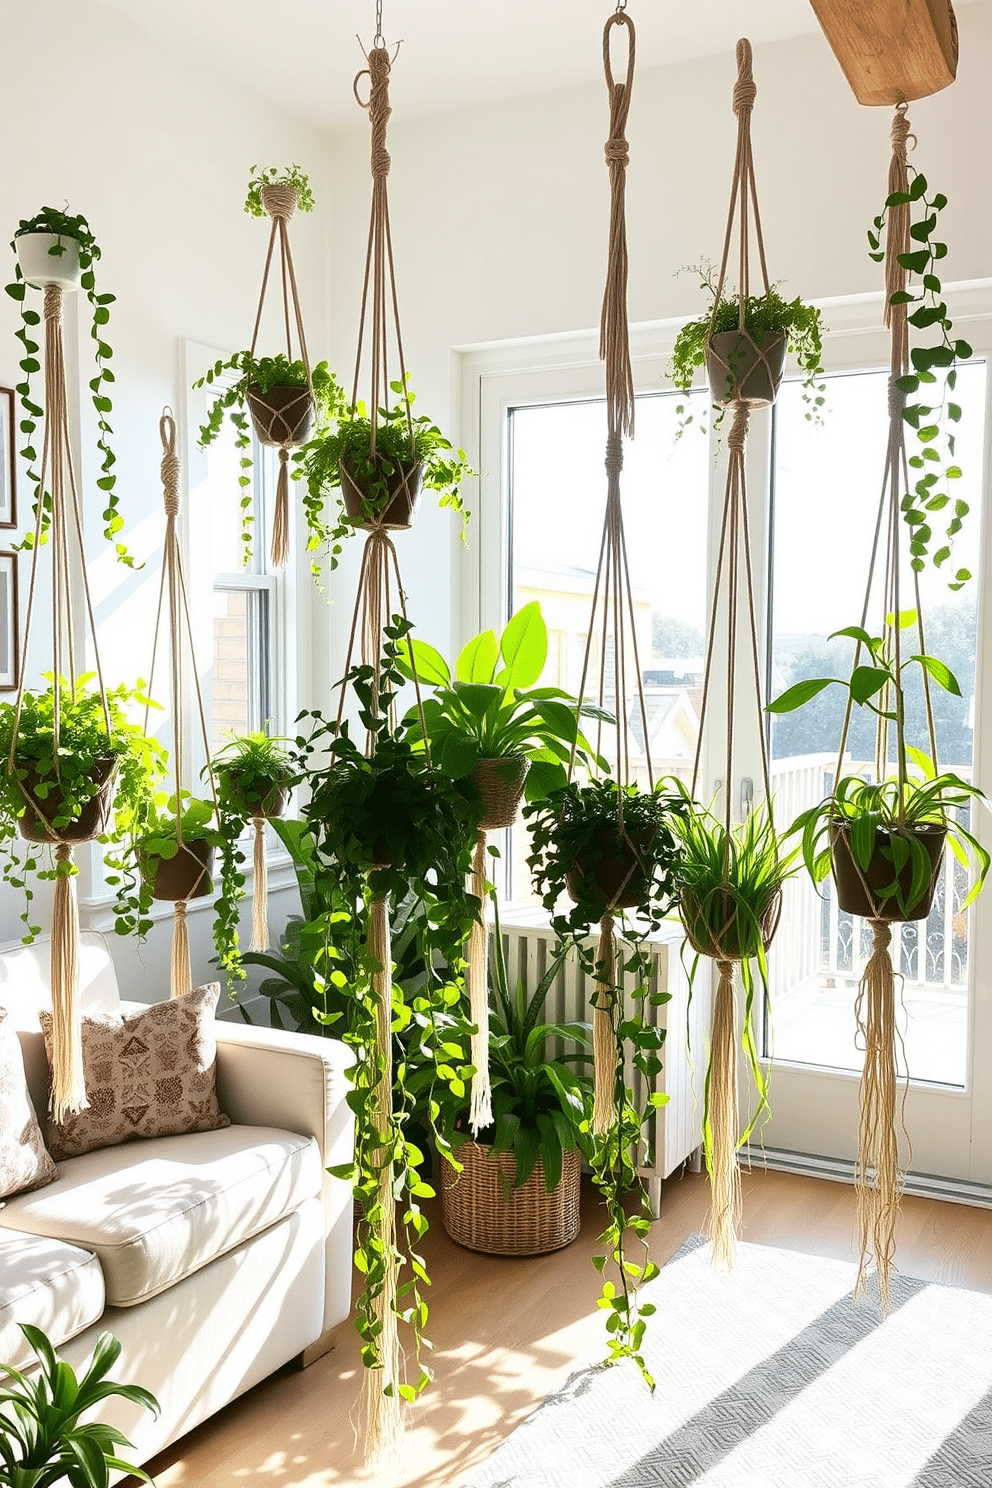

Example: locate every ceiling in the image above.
[98,0,853,133]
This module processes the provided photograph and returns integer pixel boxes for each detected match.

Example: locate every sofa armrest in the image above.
[213,1023,355,1335]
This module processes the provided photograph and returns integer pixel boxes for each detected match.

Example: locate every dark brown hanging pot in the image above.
[140,839,214,903]
[17,757,119,844]
[830,821,946,921]
[221,779,290,820]
[339,455,424,531]
[680,885,783,962]
[246,384,315,447]
[566,824,657,911]
[705,328,786,408]
[469,755,530,831]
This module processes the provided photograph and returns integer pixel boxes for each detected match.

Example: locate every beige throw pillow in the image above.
[0,1007,58,1200]
[41,983,231,1161]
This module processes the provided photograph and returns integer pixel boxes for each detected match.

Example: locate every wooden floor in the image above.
[138,1167,992,1488]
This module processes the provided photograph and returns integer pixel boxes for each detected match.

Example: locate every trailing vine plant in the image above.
[293,622,480,1409]
[868,158,972,586]
[5,207,136,566]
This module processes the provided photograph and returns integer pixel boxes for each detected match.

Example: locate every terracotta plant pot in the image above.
[245,384,314,447]
[565,825,656,911]
[17,757,118,845]
[830,821,946,922]
[15,232,82,292]
[680,885,783,962]
[470,756,530,831]
[221,781,290,820]
[441,1138,582,1256]
[705,329,787,408]
[339,455,424,531]
[140,839,214,903]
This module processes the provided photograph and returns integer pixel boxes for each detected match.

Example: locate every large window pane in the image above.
[767,363,987,1085]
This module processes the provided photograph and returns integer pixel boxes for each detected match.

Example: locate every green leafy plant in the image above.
[868,171,972,586]
[244,164,315,217]
[299,620,481,1404]
[525,776,688,1384]
[0,1324,158,1488]
[212,730,296,818]
[194,353,345,565]
[398,602,610,804]
[299,379,474,571]
[0,674,167,942]
[669,262,825,433]
[6,207,136,566]
[768,611,989,917]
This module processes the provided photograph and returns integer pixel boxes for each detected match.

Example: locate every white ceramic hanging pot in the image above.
[15,232,82,291]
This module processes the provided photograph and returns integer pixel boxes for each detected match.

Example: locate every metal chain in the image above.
[374,0,384,48]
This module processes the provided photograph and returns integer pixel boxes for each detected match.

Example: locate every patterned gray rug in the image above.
[463,1235,992,1488]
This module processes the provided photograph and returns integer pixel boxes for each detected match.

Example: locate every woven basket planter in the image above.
[705,329,786,408]
[246,384,314,447]
[471,755,529,830]
[18,757,118,844]
[830,822,946,921]
[680,885,783,962]
[339,456,424,531]
[442,1139,582,1256]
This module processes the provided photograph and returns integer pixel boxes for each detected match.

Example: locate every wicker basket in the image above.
[471,755,530,830]
[441,1139,582,1256]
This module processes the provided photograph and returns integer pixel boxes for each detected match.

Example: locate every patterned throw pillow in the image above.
[40,983,231,1161]
[0,1007,58,1200]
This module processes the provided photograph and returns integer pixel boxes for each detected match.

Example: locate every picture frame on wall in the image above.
[0,551,19,691]
[0,388,15,529]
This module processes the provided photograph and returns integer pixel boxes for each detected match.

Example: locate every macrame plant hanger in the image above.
[337,16,436,1463]
[246,180,315,569]
[568,6,655,1138]
[8,275,117,1122]
[686,39,780,1270]
[836,105,940,1311]
[146,413,219,999]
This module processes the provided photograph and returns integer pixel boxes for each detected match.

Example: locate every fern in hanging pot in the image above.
[6,207,137,566]
[0,674,167,941]
[669,262,826,421]
[212,730,296,821]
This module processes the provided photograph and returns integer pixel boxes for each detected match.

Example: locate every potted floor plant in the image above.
[299,379,473,566]
[670,262,825,415]
[440,897,594,1256]
[0,674,167,941]
[0,1324,159,1488]
[7,206,135,566]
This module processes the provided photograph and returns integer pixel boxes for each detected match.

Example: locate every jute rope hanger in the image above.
[246,181,315,568]
[146,412,220,1000]
[685,39,780,1274]
[10,281,116,1122]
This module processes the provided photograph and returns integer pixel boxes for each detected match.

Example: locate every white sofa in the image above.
[0,932,355,1468]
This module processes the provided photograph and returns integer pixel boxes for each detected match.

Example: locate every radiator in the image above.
[497,908,708,1205]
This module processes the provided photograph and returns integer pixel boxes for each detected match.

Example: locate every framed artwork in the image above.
[0,551,19,691]
[0,388,15,529]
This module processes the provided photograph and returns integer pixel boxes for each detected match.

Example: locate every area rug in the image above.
[463,1236,992,1487]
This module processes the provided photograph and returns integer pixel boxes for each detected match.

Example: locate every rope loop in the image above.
[43,283,63,325]
[603,9,635,91]
[890,102,916,155]
[260,183,298,221]
[726,401,750,453]
[159,412,181,518]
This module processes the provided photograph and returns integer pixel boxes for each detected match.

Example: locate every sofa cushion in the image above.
[40,983,230,1160]
[0,1008,57,1201]
[0,1226,105,1373]
[0,1125,322,1306]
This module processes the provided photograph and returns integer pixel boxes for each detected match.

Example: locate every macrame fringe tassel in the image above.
[592,912,618,1136]
[250,817,269,952]
[855,920,901,1310]
[171,900,191,1000]
[708,961,741,1270]
[364,893,402,1465]
[50,845,87,1122]
[270,448,291,568]
[468,831,493,1134]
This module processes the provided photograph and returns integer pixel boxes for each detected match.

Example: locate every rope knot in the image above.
[732,78,757,115]
[371,144,391,181]
[43,283,64,324]
[260,183,298,222]
[604,434,624,483]
[278,445,290,463]
[869,918,892,954]
[888,377,905,420]
[161,451,181,517]
[55,842,73,865]
[175,899,188,924]
[604,136,629,166]
[726,401,750,453]
[716,958,735,983]
[890,104,915,156]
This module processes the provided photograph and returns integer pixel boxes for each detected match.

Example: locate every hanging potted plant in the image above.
[213,730,296,821]
[440,896,594,1256]
[670,261,826,415]
[6,206,136,566]
[0,674,167,941]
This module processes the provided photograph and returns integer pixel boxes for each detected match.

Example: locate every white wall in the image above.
[0,0,333,998]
